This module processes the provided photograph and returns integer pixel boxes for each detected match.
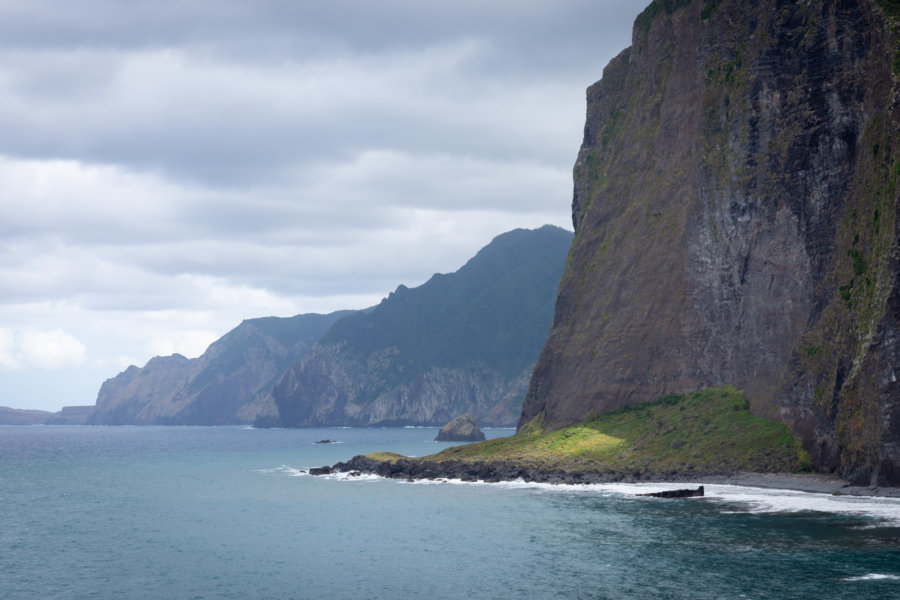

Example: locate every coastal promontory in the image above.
[518,0,900,486]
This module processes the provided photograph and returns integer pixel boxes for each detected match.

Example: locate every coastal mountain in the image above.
[88,311,351,425]
[255,225,573,428]
[519,0,900,485]
[0,405,93,426]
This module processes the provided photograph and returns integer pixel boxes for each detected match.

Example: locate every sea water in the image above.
[1,426,898,600]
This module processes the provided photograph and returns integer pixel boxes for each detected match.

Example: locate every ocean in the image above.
[1,425,898,600]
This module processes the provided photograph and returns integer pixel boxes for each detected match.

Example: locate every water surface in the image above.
[1,426,898,599]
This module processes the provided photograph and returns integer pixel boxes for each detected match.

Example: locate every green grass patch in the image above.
[425,386,812,475]
[363,452,406,463]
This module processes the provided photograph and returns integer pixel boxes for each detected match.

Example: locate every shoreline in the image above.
[325,455,900,498]
[699,472,900,498]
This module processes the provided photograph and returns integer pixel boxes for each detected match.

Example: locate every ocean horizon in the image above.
[2,425,898,599]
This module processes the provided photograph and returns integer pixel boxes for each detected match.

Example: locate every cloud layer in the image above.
[0,0,648,410]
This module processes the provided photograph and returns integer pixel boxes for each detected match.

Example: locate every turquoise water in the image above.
[1,426,898,600]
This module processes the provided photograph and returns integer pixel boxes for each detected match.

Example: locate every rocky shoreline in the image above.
[321,455,900,498]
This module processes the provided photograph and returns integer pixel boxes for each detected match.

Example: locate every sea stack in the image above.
[435,413,486,442]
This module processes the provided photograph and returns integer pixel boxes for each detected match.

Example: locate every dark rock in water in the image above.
[314,439,337,444]
[308,466,331,476]
[435,413,486,442]
[638,486,705,499]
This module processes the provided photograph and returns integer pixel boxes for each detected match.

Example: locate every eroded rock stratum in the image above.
[520,0,900,486]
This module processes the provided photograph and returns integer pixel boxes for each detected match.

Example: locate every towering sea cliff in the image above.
[519,0,900,485]
[89,311,350,425]
[256,226,572,428]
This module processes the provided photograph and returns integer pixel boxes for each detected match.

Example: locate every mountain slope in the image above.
[519,0,900,485]
[88,311,351,425]
[257,225,573,427]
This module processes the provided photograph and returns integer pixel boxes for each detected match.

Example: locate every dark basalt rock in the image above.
[435,413,486,442]
[638,486,705,498]
[308,466,331,476]
[329,455,716,486]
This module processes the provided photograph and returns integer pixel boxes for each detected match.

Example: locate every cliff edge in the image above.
[519,0,900,486]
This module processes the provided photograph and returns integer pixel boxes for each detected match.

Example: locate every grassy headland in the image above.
[359,386,812,478]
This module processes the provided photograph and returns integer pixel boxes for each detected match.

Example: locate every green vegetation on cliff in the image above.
[423,387,811,475]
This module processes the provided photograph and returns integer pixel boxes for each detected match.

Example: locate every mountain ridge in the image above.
[257,225,573,428]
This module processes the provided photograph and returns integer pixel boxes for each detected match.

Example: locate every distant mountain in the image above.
[255,225,573,428]
[88,311,351,425]
[0,405,92,425]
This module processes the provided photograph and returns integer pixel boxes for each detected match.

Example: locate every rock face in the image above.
[519,0,900,485]
[256,226,573,428]
[88,311,350,425]
[435,413,486,442]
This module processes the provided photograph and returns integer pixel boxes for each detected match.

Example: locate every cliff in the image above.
[519,0,900,485]
[256,226,573,428]
[88,311,350,425]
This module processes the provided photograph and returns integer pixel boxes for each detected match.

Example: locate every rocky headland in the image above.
[88,311,351,425]
[321,387,900,496]
[517,0,900,486]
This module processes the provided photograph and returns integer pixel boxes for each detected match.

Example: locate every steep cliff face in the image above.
[520,0,900,485]
[89,311,350,425]
[257,226,572,428]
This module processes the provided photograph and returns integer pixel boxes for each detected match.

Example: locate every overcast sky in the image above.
[0,0,648,411]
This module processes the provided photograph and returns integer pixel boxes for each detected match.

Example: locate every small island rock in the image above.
[435,413,486,442]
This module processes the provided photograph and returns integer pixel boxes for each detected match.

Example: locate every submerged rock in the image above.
[435,413,486,442]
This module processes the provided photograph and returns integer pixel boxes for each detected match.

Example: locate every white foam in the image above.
[255,465,307,477]
[839,574,900,582]
[324,471,382,482]
[395,478,900,524]
[702,484,900,524]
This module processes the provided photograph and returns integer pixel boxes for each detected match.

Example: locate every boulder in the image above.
[435,413,486,442]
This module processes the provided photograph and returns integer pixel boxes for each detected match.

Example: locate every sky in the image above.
[0,0,649,411]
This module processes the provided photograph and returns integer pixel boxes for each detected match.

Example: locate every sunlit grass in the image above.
[421,386,812,474]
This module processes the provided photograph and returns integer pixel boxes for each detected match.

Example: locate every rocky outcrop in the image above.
[88,311,350,425]
[435,413,486,442]
[637,486,705,498]
[520,0,900,485]
[258,226,573,428]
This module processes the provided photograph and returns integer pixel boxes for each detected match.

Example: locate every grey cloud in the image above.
[0,0,649,410]
[0,1,647,187]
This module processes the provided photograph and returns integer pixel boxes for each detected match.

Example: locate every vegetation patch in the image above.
[425,386,812,475]
[634,0,693,34]
[362,452,406,463]
[701,0,724,21]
